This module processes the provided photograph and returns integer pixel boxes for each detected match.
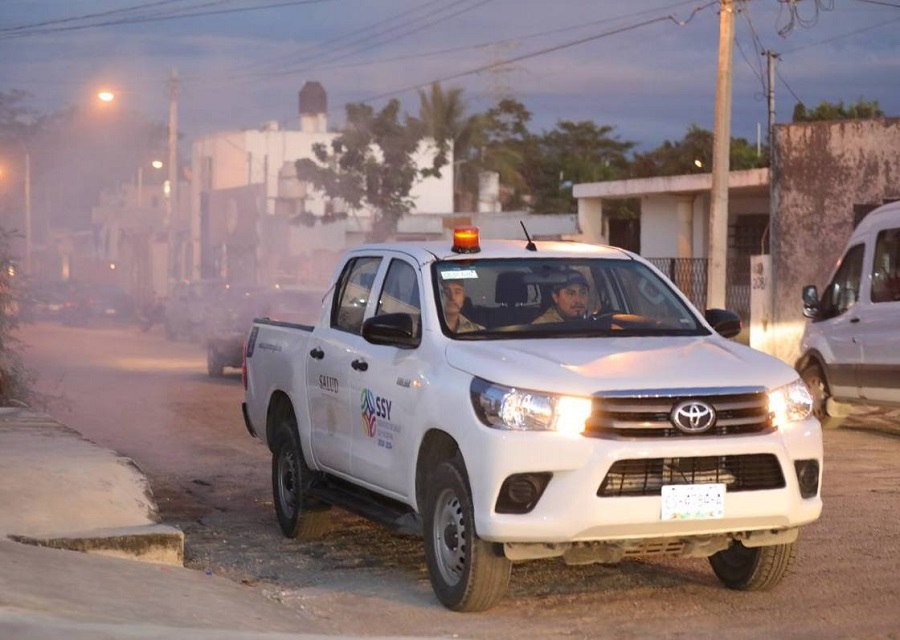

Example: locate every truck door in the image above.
[307,256,382,474]
[347,257,425,498]
[857,227,900,403]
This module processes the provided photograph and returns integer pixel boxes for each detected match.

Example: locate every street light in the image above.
[137,159,164,207]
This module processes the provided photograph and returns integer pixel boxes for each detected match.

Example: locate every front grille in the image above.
[585,388,772,438]
[598,454,785,497]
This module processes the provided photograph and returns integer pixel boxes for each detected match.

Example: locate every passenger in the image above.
[533,270,590,323]
[441,279,483,333]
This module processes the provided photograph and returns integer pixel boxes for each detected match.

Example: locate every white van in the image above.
[796,200,900,427]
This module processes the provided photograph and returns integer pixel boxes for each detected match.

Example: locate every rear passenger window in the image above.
[375,260,421,336]
[871,228,900,303]
[332,257,381,334]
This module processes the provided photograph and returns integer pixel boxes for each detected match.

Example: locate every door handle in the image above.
[849,317,860,324]
[351,359,369,372]
[309,347,324,359]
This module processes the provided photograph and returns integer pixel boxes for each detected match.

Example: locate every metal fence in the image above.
[647,257,750,323]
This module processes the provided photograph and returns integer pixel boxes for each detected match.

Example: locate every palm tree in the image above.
[418,83,484,211]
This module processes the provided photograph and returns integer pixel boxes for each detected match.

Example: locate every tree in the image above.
[295,99,442,241]
[417,83,485,211]
[471,98,532,210]
[631,124,767,178]
[792,98,884,122]
[0,228,36,407]
[526,120,634,213]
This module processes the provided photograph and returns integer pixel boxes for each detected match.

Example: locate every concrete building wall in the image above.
[771,117,900,364]
[641,196,683,257]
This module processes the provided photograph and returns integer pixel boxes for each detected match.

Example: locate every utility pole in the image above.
[167,68,179,288]
[24,150,31,275]
[765,49,779,336]
[766,50,779,148]
[707,0,736,309]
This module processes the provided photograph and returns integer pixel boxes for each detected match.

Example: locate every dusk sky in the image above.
[2,0,897,151]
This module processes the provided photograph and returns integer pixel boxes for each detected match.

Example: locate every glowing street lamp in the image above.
[137,160,164,207]
[97,90,116,103]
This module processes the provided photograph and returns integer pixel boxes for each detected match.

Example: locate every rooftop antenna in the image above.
[520,221,537,252]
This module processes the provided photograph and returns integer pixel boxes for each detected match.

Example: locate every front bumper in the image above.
[462,417,823,544]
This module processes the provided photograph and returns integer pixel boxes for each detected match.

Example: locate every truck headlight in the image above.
[470,377,591,436]
[768,378,813,426]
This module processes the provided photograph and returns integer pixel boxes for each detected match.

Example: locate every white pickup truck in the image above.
[242,227,822,612]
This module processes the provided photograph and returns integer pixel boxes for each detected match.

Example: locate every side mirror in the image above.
[704,308,742,339]
[801,285,820,318]
[362,312,420,349]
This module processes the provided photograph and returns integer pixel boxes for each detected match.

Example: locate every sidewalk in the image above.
[0,408,183,563]
[0,408,435,639]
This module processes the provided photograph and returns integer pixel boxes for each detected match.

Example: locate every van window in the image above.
[870,228,900,303]
[819,244,864,319]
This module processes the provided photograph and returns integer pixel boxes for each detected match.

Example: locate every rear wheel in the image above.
[271,416,331,539]
[800,362,845,429]
[423,456,511,612]
[709,540,796,591]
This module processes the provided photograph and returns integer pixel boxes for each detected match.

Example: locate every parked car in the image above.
[57,283,135,326]
[796,200,900,427]
[29,280,75,321]
[205,286,322,377]
[164,280,229,341]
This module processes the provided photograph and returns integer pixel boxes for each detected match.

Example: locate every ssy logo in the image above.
[361,389,377,438]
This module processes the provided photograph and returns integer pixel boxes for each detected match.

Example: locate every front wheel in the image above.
[799,362,845,429]
[709,540,797,591]
[423,456,511,612]
[271,422,331,540]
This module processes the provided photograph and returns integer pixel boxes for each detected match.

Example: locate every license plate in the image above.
[661,484,725,521]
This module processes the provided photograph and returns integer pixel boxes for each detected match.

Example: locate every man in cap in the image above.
[441,278,484,333]
[533,270,590,324]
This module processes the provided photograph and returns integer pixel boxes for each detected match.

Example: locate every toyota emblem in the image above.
[670,400,716,434]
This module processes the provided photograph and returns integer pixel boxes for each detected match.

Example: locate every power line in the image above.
[853,0,900,8]
[234,0,495,83]
[219,0,702,82]
[225,0,450,76]
[348,3,715,112]
[779,14,900,54]
[0,0,334,39]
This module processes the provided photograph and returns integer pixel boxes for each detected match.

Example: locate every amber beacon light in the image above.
[452,226,481,254]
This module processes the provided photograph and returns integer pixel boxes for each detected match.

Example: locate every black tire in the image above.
[207,346,224,378]
[423,456,511,612]
[800,362,845,429]
[271,418,331,540]
[709,540,796,591]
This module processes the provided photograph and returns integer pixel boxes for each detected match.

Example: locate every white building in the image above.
[189,81,454,286]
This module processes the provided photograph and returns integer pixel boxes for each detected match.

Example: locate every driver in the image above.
[533,270,590,323]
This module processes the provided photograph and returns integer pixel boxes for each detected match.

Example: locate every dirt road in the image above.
[21,321,900,638]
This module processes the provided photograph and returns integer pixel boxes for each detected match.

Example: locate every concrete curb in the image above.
[10,523,184,566]
[0,408,184,566]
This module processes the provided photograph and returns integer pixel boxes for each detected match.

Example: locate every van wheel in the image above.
[271,422,331,540]
[423,456,511,612]
[709,540,796,591]
[799,362,845,429]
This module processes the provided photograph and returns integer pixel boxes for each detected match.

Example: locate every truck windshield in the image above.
[433,258,706,338]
